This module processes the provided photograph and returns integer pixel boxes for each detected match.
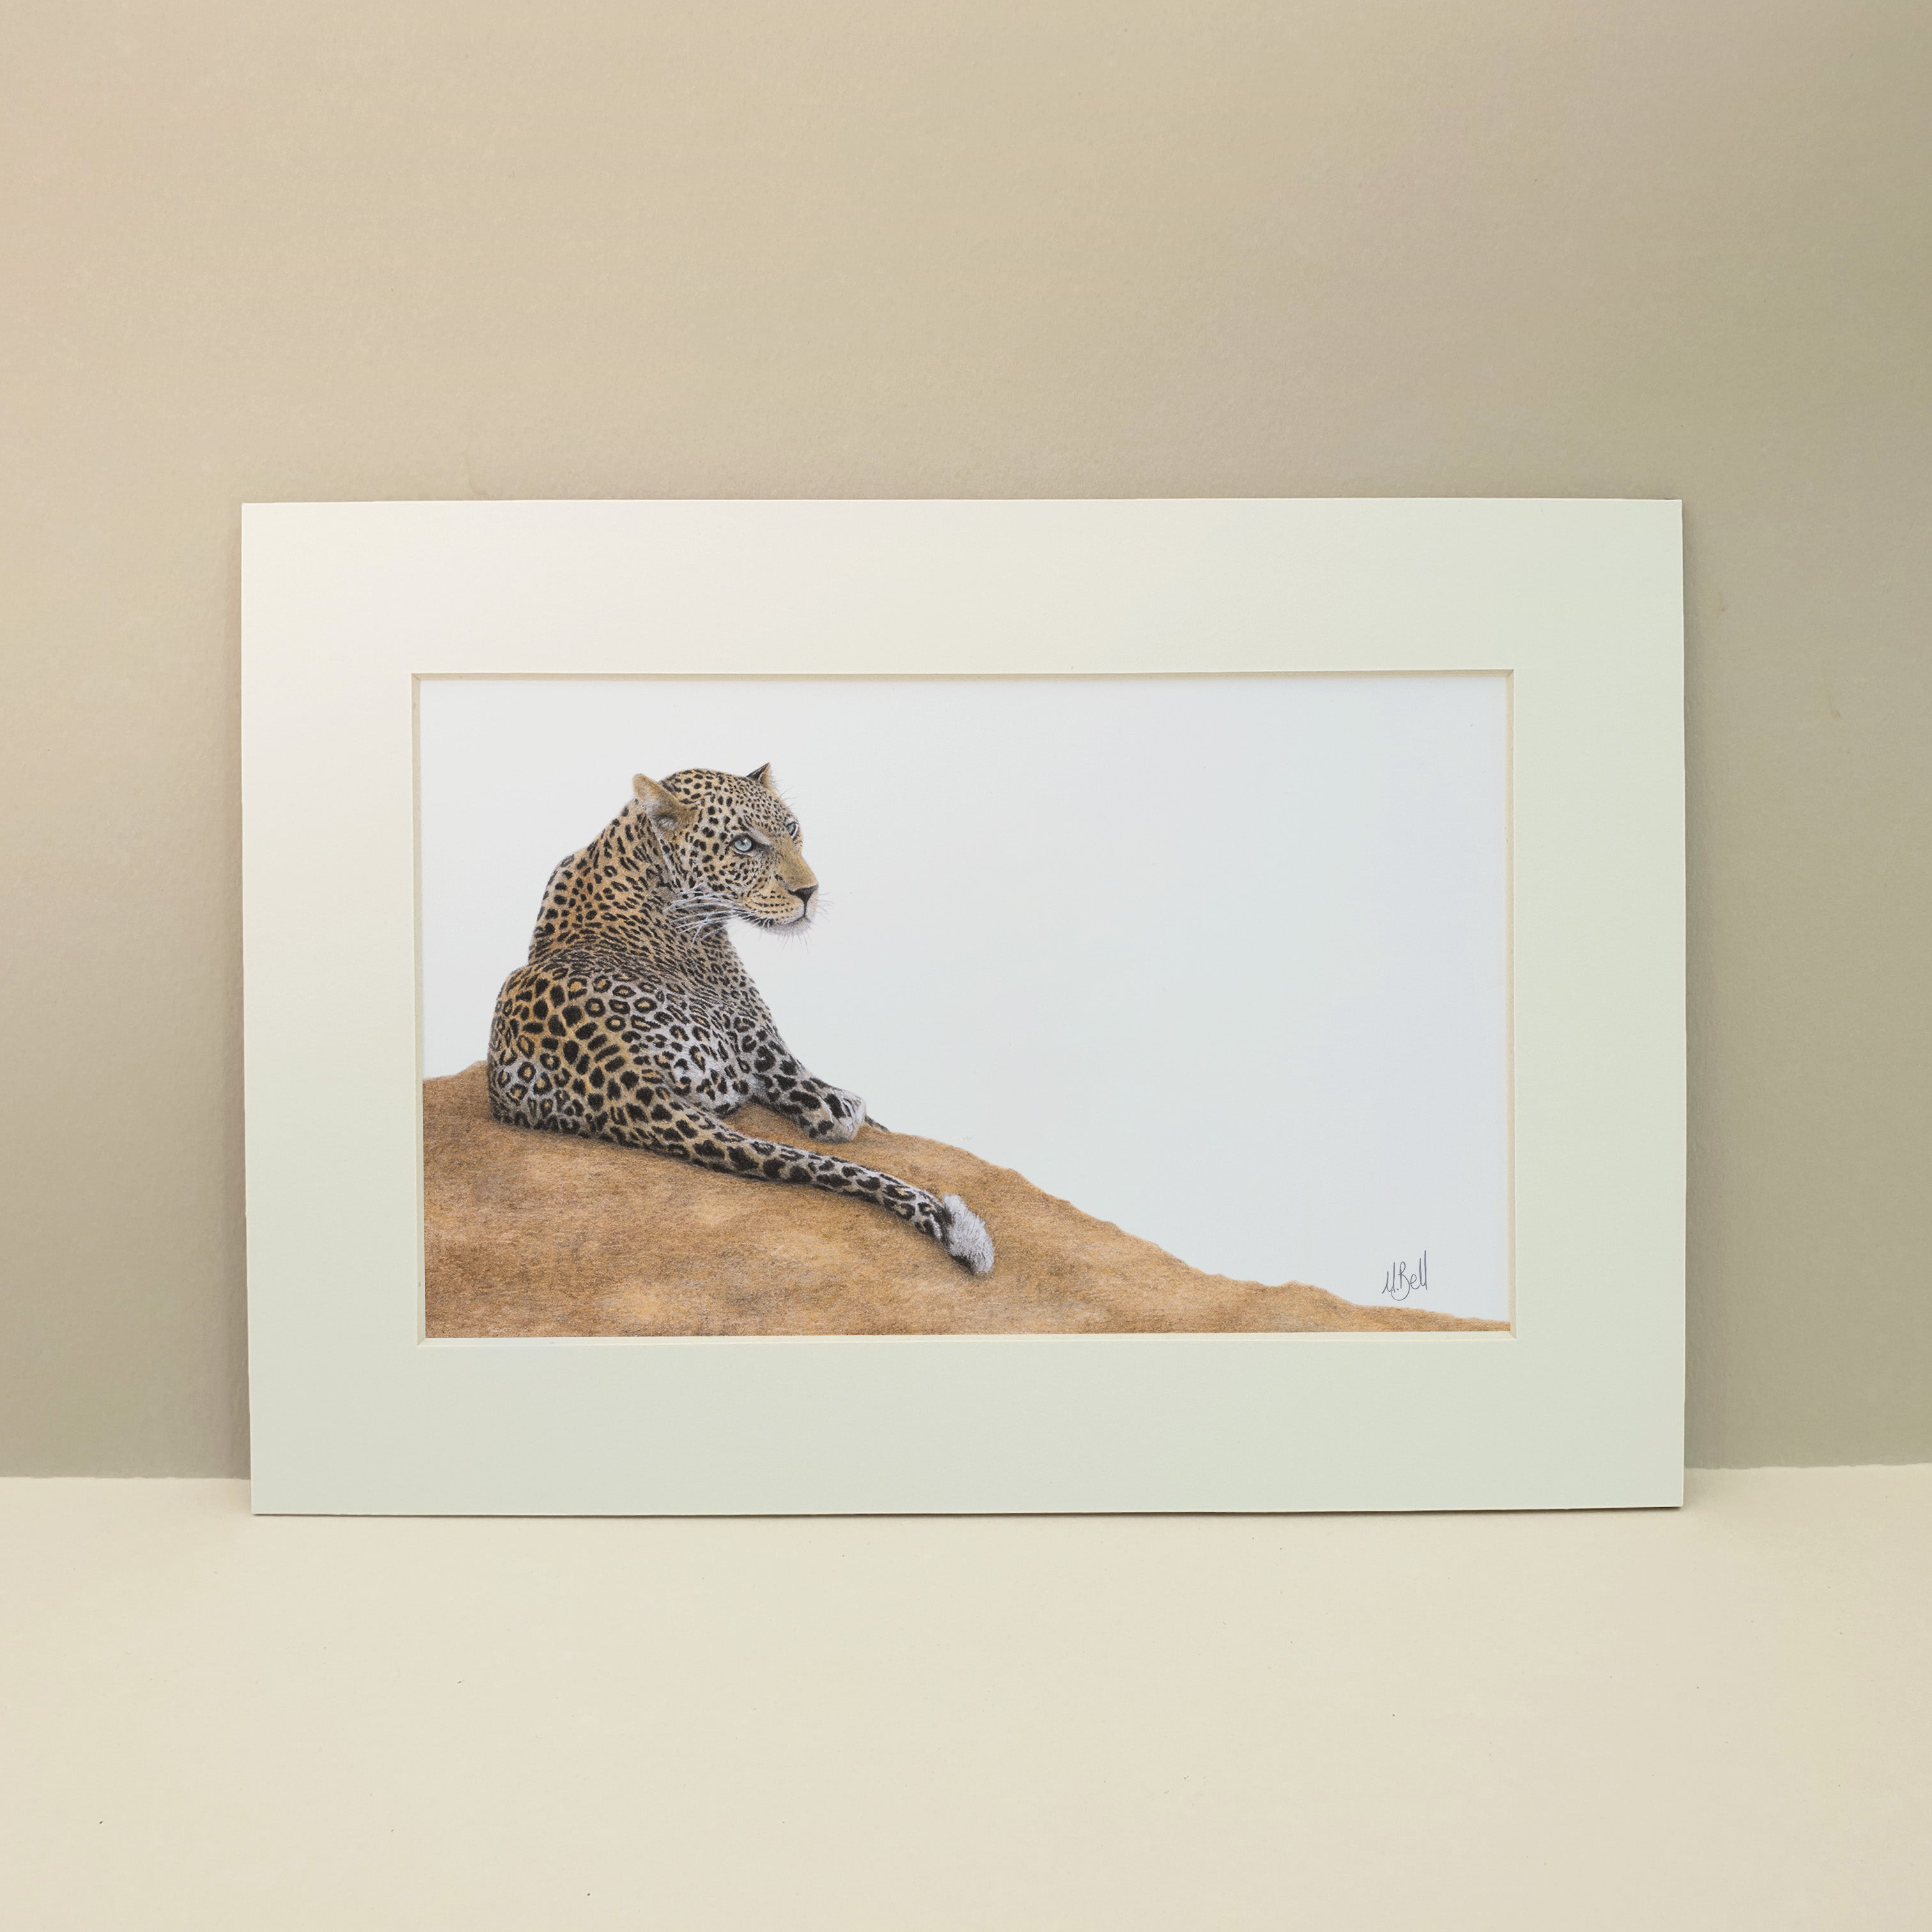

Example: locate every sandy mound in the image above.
[424,1064,1504,1337]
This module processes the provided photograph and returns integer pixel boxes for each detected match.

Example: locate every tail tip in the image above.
[940,1194,995,1276]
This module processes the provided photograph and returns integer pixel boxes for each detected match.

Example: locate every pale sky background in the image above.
[418,675,1510,1319]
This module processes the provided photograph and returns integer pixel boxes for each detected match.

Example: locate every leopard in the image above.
[485,763,996,1275]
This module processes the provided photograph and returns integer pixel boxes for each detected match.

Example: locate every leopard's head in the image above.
[631,765,819,930]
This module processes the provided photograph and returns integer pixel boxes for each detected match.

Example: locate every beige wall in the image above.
[2,2,1926,1474]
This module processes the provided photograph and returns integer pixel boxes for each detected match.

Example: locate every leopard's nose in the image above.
[793,884,816,907]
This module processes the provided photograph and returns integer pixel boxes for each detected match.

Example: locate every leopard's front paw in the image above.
[804,1085,866,1143]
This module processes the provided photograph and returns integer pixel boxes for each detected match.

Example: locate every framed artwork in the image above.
[241,498,1683,1514]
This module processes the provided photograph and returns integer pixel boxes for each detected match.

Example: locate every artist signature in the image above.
[1382,1250,1429,1302]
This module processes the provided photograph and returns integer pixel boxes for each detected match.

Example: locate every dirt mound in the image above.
[423,1063,1504,1337]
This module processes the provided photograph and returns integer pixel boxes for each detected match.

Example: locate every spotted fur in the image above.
[486,765,995,1275]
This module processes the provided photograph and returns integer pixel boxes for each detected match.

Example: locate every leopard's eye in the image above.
[730,836,756,855]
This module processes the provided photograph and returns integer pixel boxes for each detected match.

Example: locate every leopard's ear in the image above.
[632,772,690,834]
[745,763,776,792]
